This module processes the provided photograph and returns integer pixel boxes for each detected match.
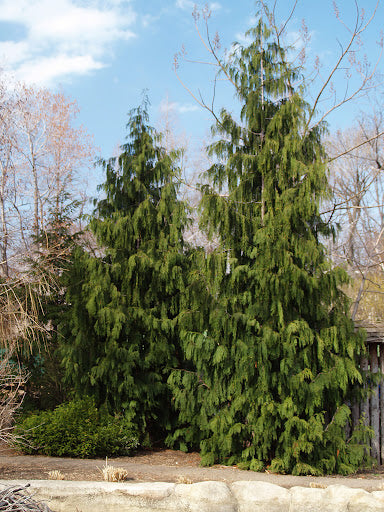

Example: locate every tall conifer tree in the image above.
[63,99,189,435]
[169,14,369,475]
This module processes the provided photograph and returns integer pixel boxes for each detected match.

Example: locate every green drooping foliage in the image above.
[20,198,83,411]
[168,14,370,475]
[15,397,139,458]
[62,98,190,438]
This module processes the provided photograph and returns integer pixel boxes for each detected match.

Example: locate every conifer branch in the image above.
[260,0,296,96]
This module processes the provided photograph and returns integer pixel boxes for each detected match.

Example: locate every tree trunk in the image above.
[0,160,9,277]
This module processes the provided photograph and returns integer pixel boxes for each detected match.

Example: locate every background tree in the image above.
[12,84,94,244]
[0,80,94,274]
[0,73,95,429]
[62,99,190,439]
[20,196,84,410]
[326,109,384,321]
[0,78,17,279]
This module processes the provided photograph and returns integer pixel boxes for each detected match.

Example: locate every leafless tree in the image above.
[0,80,95,275]
[12,84,95,246]
[0,77,96,446]
[326,108,384,321]
[0,80,17,278]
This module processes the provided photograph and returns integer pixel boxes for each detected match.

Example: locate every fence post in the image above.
[370,344,380,464]
[380,345,384,465]
[360,356,370,455]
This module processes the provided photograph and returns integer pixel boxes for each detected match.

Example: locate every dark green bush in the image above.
[14,397,139,458]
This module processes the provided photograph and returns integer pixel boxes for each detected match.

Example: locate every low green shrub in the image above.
[14,397,139,458]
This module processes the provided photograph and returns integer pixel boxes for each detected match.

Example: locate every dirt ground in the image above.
[1,445,384,491]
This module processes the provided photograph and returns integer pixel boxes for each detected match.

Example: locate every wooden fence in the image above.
[352,324,384,465]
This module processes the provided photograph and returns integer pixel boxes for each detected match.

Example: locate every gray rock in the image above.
[115,482,176,499]
[231,481,290,512]
[289,485,326,512]
[372,491,384,502]
[0,480,178,512]
[321,485,373,512]
[348,491,384,512]
[3,478,384,512]
[174,481,235,512]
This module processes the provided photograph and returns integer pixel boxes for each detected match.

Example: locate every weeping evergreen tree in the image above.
[62,99,190,437]
[168,13,370,475]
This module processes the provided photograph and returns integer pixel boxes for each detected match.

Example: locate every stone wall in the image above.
[2,479,384,512]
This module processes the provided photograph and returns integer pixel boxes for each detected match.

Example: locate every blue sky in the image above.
[0,0,382,193]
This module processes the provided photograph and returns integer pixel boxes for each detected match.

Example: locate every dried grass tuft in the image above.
[309,482,327,489]
[100,458,129,482]
[176,475,193,484]
[47,470,64,480]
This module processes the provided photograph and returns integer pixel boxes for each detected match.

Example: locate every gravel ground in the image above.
[0,449,384,491]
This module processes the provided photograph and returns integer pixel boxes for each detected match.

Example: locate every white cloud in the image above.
[15,55,105,85]
[175,0,222,12]
[285,29,314,63]
[234,32,252,46]
[286,31,306,52]
[209,2,222,12]
[0,0,137,86]
[160,99,199,115]
[141,13,159,28]
[178,104,200,114]
[175,0,194,10]
[0,41,29,65]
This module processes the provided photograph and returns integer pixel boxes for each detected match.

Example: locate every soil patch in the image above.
[1,445,384,491]
[0,447,202,482]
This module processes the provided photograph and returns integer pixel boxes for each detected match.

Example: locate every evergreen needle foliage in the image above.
[168,12,370,475]
[21,197,82,410]
[62,98,190,438]
[15,397,139,457]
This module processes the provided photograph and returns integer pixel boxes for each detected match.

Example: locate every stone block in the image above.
[231,481,290,512]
